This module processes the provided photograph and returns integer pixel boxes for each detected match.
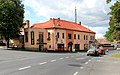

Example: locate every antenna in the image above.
[75,7,77,23]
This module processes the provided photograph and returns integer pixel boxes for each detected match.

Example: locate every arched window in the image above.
[31,31,34,45]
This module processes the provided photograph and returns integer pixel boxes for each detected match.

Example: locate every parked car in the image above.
[98,46,106,55]
[117,47,120,50]
[0,41,6,46]
[87,48,99,56]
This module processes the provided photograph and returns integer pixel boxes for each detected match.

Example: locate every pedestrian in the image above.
[106,48,109,53]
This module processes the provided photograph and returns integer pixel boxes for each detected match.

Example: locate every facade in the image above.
[24,18,95,51]
[96,38,117,50]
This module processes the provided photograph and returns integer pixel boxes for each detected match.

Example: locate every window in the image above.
[86,35,88,40]
[84,35,86,40]
[39,32,44,43]
[78,34,80,39]
[31,31,34,45]
[74,34,76,39]
[84,35,88,40]
[49,45,51,48]
[57,32,59,38]
[62,33,64,39]
[68,34,72,39]
[84,44,88,50]
[93,36,94,40]
[25,32,28,42]
[90,36,92,40]
[47,32,50,40]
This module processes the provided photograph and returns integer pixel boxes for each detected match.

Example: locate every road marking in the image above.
[80,67,84,69]
[85,62,88,64]
[97,60,101,62]
[76,58,85,60]
[39,62,47,65]
[59,58,63,60]
[73,72,78,75]
[88,60,91,62]
[51,60,56,62]
[18,66,31,70]
[71,56,74,57]
[66,57,69,58]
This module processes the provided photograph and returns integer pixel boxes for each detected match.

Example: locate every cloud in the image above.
[22,0,111,38]
[24,10,30,16]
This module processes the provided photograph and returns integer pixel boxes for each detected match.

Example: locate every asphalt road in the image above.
[0,47,120,75]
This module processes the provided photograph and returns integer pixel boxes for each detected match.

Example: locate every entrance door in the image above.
[58,44,64,51]
[39,45,44,51]
[68,42,73,51]
[75,44,80,51]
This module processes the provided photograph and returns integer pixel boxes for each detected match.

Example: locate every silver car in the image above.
[87,48,99,56]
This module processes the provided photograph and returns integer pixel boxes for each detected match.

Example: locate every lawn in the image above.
[111,53,120,58]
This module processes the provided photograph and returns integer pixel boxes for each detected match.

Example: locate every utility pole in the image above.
[75,6,77,23]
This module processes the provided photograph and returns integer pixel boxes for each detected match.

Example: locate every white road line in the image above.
[80,67,84,69]
[88,60,91,62]
[73,72,78,75]
[85,62,88,64]
[39,62,47,65]
[76,58,85,60]
[51,60,56,62]
[18,66,31,70]
[97,60,101,62]
[59,58,63,60]
[66,57,69,58]
[71,56,74,57]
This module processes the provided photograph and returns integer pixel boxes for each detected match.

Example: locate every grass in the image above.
[111,53,120,58]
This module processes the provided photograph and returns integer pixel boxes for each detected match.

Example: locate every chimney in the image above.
[79,21,81,25]
[58,18,60,20]
[50,18,52,20]
[57,18,60,26]
[26,20,30,28]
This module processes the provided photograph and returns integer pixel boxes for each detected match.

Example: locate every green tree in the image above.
[0,0,24,48]
[105,0,120,41]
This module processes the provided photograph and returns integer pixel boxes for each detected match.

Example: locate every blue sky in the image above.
[22,0,114,38]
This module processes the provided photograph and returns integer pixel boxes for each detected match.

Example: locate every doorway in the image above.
[58,44,64,51]
[68,42,73,51]
[75,44,80,51]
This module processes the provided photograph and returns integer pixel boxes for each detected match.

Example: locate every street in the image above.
[0,48,120,75]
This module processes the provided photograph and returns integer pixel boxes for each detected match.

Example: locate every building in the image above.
[24,18,95,51]
[96,38,117,50]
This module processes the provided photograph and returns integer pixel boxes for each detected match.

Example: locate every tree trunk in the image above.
[6,37,9,48]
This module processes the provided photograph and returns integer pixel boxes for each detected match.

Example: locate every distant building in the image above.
[97,38,115,44]
[96,38,117,50]
[24,18,95,51]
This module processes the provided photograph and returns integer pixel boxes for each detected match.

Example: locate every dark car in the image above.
[0,41,6,46]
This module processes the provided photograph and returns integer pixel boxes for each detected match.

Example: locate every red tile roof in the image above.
[31,18,95,33]
[97,38,115,44]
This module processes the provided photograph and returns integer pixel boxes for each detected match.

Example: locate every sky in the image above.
[22,0,114,39]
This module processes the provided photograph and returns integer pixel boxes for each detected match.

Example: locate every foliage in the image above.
[0,0,24,47]
[0,0,24,38]
[106,0,112,3]
[105,0,120,41]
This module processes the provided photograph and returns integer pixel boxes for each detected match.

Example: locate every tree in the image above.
[0,0,24,48]
[105,0,120,41]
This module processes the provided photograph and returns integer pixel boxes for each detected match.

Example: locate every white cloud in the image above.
[24,10,30,16]
[23,0,111,38]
